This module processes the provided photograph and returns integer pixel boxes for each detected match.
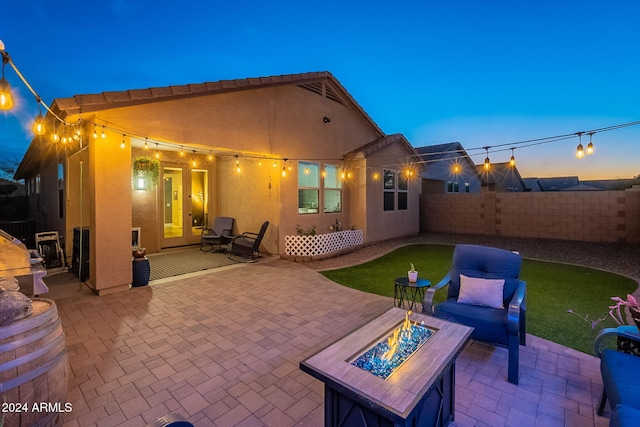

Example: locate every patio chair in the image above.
[423,244,526,384]
[227,221,269,261]
[200,217,235,252]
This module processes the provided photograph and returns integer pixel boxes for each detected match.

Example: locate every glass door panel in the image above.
[190,169,209,239]
[163,167,184,240]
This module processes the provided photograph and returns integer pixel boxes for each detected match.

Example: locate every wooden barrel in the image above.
[0,298,69,427]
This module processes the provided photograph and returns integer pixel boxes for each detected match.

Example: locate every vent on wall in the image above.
[297,81,347,106]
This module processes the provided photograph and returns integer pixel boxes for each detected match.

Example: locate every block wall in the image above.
[421,183,640,243]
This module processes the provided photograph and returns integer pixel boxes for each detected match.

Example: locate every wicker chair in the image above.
[227,221,269,261]
[200,217,235,252]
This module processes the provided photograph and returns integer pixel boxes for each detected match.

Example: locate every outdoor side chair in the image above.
[423,244,526,385]
[227,221,269,261]
[200,216,235,252]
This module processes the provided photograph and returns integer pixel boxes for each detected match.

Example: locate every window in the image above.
[398,175,408,211]
[298,161,319,214]
[323,165,342,213]
[384,169,409,211]
[447,181,460,193]
[35,174,41,212]
[383,170,396,211]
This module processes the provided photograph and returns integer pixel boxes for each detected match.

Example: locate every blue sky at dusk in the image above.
[1,0,638,179]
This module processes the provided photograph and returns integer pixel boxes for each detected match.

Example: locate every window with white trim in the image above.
[323,165,342,213]
[383,169,396,211]
[298,161,319,214]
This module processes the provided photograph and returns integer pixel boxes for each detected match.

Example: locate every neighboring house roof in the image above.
[0,178,25,196]
[475,162,527,191]
[537,176,579,191]
[414,142,482,181]
[521,177,543,191]
[561,183,603,191]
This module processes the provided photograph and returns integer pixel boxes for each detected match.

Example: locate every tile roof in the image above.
[51,71,383,136]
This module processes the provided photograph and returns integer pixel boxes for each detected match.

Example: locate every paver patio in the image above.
[48,258,613,427]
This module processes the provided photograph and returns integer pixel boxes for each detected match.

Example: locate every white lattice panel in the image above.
[285,230,364,257]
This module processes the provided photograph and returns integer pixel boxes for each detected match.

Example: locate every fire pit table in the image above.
[300,307,473,427]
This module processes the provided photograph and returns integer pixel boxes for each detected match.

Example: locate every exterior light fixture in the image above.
[101,126,106,139]
[575,132,585,159]
[208,151,213,161]
[32,112,46,136]
[179,146,185,156]
[93,125,98,139]
[281,158,287,177]
[586,132,594,155]
[452,163,461,174]
[372,171,379,180]
[144,138,149,150]
[273,160,277,168]
[155,143,161,159]
[120,135,126,149]
[192,151,196,167]
[235,155,241,173]
[51,124,59,142]
[509,148,516,167]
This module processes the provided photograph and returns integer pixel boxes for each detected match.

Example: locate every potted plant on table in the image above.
[408,263,418,283]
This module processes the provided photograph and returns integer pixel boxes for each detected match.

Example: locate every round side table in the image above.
[394,277,431,312]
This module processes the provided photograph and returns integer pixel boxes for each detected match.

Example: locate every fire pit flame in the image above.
[350,310,436,380]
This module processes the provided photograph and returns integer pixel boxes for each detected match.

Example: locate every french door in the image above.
[160,164,209,248]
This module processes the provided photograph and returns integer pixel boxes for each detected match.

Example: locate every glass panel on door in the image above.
[190,169,208,237]
[163,167,183,239]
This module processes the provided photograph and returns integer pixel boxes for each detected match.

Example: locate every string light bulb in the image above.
[144,138,149,150]
[155,143,160,159]
[179,146,184,156]
[273,159,277,168]
[120,135,126,149]
[575,132,585,159]
[483,147,491,171]
[586,132,595,155]
[51,124,59,142]
[192,151,196,167]
[101,126,106,139]
[208,151,213,161]
[509,148,516,167]
[235,155,241,173]
[452,163,461,174]
[281,158,287,177]
[32,112,46,135]
[0,77,12,110]
[93,125,98,139]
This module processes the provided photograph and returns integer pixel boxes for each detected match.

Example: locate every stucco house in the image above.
[15,71,421,294]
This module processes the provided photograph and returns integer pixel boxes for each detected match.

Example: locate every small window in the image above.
[298,162,319,214]
[324,165,342,213]
[383,170,396,211]
[398,176,408,210]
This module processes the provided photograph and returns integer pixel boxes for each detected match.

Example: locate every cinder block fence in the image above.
[420,184,640,243]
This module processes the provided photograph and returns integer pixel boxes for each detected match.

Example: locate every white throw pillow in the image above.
[457,274,505,309]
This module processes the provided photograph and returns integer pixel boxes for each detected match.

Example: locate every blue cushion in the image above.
[435,298,508,345]
[601,349,640,411]
[448,245,522,306]
[611,404,640,427]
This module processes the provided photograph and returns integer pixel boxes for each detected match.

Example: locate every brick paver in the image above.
[46,258,609,426]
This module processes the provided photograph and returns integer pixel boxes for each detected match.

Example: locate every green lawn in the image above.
[320,244,638,355]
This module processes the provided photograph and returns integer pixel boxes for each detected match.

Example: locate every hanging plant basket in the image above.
[132,156,160,190]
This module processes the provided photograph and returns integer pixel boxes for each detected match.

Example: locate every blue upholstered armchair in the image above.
[423,244,527,384]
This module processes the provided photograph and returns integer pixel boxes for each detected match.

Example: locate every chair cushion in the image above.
[457,274,505,309]
[448,244,522,306]
[435,298,508,345]
[611,404,640,427]
[600,349,640,411]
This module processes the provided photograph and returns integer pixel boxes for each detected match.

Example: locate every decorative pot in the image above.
[630,306,640,330]
[132,247,147,259]
[408,271,418,283]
